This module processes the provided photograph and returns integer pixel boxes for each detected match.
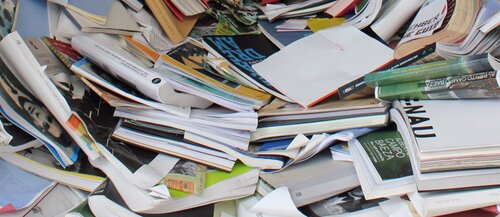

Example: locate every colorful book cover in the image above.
[164,39,272,105]
[0,57,78,167]
[202,34,283,98]
[376,71,500,100]
[357,130,412,180]
[365,53,495,87]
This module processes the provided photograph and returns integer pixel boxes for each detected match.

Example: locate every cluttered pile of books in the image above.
[0,0,498,216]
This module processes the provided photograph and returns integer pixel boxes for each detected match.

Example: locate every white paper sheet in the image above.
[250,187,306,217]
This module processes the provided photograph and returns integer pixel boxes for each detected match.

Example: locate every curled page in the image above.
[250,186,306,217]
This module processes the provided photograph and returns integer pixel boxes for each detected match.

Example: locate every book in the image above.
[251,113,389,142]
[409,186,500,217]
[257,0,335,21]
[257,1,337,20]
[375,70,500,101]
[349,128,416,200]
[164,0,186,21]
[340,0,383,29]
[369,0,426,41]
[365,53,499,87]
[391,101,500,190]
[435,0,500,59]
[112,107,287,171]
[257,19,313,49]
[325,0,360,17]
[202,34,291,102]
[259,151,360,207]
[0,45,79,167]
[70,34,211,109]
[394,0,482,59]
[161,39,273,108]
[252,25,393,108]
[0,113,39,153]
[145,0,199,44]
[169,0,207,16]
[258,98,389,121]
[60,0,114,25]
[112,118,237,172]
[69,59,193,117]
[5,33,189,193]
[338,43,438,100]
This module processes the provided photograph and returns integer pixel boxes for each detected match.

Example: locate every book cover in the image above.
[258,98,388,118]
[202,34,288,100]
[365,53,496,87]
[325,0,360,17]
[376,71,500,101]
[0,56,78,167]
[393,99,500,157]
[357,130,412,180]
[163,39,272,105]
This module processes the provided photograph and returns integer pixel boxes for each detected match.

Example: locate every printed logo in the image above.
[152,78,161,84]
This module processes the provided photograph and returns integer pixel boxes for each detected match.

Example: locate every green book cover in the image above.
[364,53,493,87]
[358,130,412,180]
[376,71,500,101]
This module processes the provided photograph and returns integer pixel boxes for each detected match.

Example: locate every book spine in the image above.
[376,71,500,101]
[42,38,73,68]
[339,44,436,99]
[365,53,492,87]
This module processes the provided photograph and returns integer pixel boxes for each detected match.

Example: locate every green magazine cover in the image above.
[358,130,412,180]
